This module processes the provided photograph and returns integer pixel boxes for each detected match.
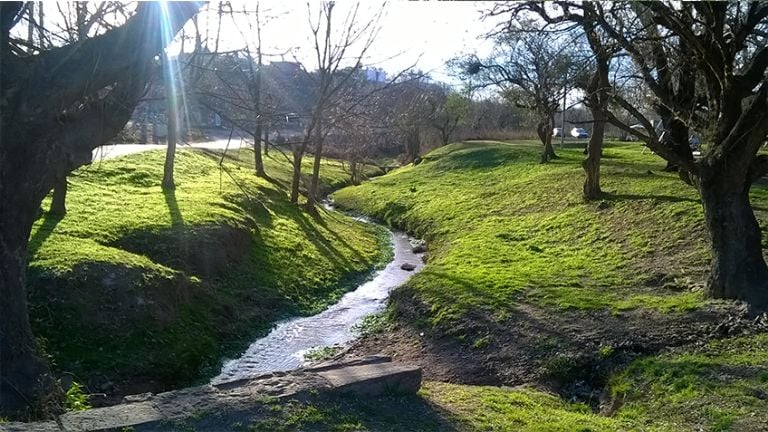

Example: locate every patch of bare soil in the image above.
[343,292,766,408]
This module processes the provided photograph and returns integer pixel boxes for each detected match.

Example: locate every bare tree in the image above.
[506,2,617,199]
[512,2,768,305]
[466,22,576,163]
[428,89,470,146]
[281,1,383,207]
[0,2,200,416]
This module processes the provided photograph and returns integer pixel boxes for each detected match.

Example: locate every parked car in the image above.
[553,127,564,137]
[571,127,589,139]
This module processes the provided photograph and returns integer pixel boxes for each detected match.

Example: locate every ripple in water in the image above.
[211,228,424,385]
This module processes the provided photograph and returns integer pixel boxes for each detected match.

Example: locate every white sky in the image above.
[18,2,504,86]
[185,1,504,85]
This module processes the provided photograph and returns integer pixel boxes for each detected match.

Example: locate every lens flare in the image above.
[159,1,191,140]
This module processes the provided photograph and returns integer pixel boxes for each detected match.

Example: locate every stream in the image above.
[211,211,424,385]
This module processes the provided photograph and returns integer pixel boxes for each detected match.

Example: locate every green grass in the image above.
[28,148,388,389]
[333,140,757,324]
[238,382,639,431]
[610,333,768,431]
[330,140,768,431]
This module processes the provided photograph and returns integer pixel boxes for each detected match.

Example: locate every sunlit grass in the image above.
[333,140,730,325]
[27,148,388,387]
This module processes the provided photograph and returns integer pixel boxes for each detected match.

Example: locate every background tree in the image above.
[465,22,576,163]
[303,2,384,207]
[428,90,470,146]
[506,2,617,199]
[514,2,768,305]
[0,2,199,416]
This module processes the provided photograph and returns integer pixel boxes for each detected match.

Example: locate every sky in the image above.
[187,1,505,85]
[16,1,505,86]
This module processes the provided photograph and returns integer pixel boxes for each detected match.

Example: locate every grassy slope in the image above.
[334,141,723,319]
[28,148,387,389]
[330,140,768,431]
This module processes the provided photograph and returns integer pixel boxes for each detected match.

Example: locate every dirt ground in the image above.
[342,293,766,409]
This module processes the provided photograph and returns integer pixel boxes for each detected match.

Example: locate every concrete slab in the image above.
[0,422,61,432]
[59,402,162,431]
[318,363,422,396]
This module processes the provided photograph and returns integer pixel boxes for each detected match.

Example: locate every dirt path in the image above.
[344,295,761,407]
[92,138,247,161]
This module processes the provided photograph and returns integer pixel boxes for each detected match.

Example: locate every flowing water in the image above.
[211,215,424,385]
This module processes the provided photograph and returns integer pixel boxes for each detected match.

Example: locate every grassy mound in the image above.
[332,140,768,430]
[610,333,768,431]
[334,140,767,319]
[28,148,388,394]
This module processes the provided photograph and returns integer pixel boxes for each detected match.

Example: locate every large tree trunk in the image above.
[583,114,604,200]
[582,47,609,201]
[0,2,200,417]
[701,181,768,305]
[48,177,68,216]
[0,168,58,417]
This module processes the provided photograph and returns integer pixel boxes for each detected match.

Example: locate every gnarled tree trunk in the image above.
[0,2,200,416]
[0,188,57,417]
[537,115,557,163]
[700,175,768,306]
[582,113,604,200]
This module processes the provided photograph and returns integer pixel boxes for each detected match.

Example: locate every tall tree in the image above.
[526,2,768,304]
[0,2,199,416]
[465,22,576,163]
[302,1,383,207]
[507,2,616,199]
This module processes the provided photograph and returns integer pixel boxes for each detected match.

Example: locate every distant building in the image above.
[365,67,387,83]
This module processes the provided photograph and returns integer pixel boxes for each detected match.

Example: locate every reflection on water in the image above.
[211,226,424,385]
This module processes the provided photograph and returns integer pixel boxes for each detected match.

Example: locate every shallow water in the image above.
[211,220,424,385]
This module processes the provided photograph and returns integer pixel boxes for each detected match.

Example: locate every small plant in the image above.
[303,345,340,362]
[473,335,491,350]
[598,345,615,359]
[352,311,390,336]
[64,381,90,411]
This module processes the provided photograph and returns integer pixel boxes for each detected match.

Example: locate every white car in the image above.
[571,127,589,138]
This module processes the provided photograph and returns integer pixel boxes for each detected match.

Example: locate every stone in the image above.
[318,363,422,396]
[0,422,61,432]
[59,402,162,431]
[122,392,153,403]
[307,355,392,372]
[400,263,416,271]
[409,239,427,254]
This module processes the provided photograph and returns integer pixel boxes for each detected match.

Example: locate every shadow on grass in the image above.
[28,212,63,256]
[431,144,536,171]
[382,270,737,410]
[602,192,699,204]
[164,189,185,227]
[134,393,462,432]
